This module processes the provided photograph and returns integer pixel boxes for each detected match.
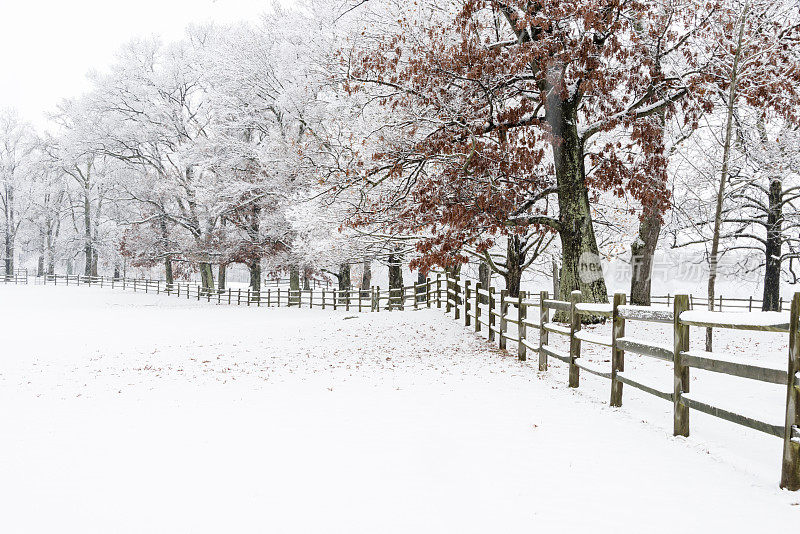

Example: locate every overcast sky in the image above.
[0,0,279,129]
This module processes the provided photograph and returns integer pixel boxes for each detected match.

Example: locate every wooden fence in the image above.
[4,271,800,489]
[38,274,433,311]
[440,273,800,491]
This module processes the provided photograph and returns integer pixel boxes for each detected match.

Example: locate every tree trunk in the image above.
[199,262,214,292]
[630,211,662,306]
[548,101,608,306]
[388,254,404,310]
[504,235,525,298]
[552,259,560,300]
[91,249,98,277]
[164,258,174,286]
[4,226,13,276]
[478,260,490,303]
[4,183,15,276]
[249,260,261,293]
[763,177,782,311]
[66,258,73,276]
[46,225,56,276]
[417,269,426,302]
[37,238,45,277]
[83,189,93,278]
[218,263,227,291]
[290,264,300,305]
[361,259,372,298]
[707,7,747,351]
[160,217,173,286]
[113,265,120,280]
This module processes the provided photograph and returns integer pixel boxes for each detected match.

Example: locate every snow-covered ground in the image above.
[1,285,798,533]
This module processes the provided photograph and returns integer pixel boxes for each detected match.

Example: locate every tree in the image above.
[340,0,713,304]
[0,110,38,276]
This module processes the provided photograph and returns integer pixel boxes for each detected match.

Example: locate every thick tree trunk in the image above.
[164,258,174,286]
[416,269,426,302]
[218,264,227,291]
[630,211,662,306]
[763,177,782,311]
[113,265,120,280]
[478,261,490,303]
[504,235,525,298]
[66,258,74,276]
[548,101,608,306]
[338,262,351,303]
[91,249,98,277]
[199,262,214,292]
[388,254,404,310]
[249,260,261,292]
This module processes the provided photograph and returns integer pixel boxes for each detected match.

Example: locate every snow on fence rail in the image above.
[5,271,800,489]
[440,274,800,491]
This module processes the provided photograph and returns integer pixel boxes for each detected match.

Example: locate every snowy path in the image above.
[0,286,798,533]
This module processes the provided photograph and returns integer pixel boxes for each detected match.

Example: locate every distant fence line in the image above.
[3,271,799,490]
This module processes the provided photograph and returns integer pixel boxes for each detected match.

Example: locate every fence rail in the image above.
[438,273,800,492]
[3,270,800,490]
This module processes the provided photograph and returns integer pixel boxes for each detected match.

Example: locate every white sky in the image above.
[0,0,281,130]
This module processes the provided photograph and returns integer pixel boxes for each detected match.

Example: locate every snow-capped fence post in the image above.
[474,282,482,333]
[610,293,627,407]
[454,278,461,320]
[426,277,432,308]
[436,274,442,309]
[780,292,800,490]
[517,291,527,361]
[464,280,472,327]
[568,290,582,388]
[538,291,549,371]
[375,287,381,312]
[499,290,508,350]
[749,296,752,311]
[488,286,496,343]
[445,275,452,314]
[247,289,251,306]
[673,294,691,437]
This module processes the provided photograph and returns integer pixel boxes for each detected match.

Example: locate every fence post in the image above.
[499,290,508,350]
[321,289,325,310]
[375,287,380,312]
[538,291,549,371]
[436,274,442,308]
[610,293,627,407]
[414,284,419,311]
[749,296,753,311]
[568,290,582,388]
[445,275,452,314]
[781,292,800,490]
[464,280,472,327]
[454,277,461,321]
[673,294,690,437]
[426,278,432,308]
[474,282,482,333]
[488,286,496,343]
[518,291,528,361]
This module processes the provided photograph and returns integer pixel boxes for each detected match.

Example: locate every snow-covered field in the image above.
[1,285,798,533]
